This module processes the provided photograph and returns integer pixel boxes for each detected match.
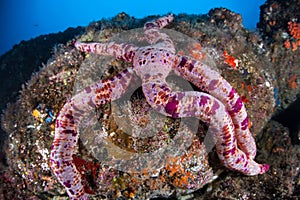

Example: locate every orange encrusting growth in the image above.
[223,50,238,69]
[287,74,298,89]
[288,21,300,39]
[284,21,300,51]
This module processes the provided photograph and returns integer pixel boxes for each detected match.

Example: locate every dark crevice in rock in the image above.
[273,95,300,144]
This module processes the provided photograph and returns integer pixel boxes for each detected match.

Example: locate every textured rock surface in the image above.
[0,1,299,199]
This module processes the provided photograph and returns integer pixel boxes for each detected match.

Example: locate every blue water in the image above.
[0,0,265,56]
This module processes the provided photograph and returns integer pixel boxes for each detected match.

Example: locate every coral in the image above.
[288,21,300,39]
[284,21,300,51]
[223,50,238,69]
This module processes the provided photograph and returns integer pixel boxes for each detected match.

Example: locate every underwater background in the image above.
[0,0,300,199]
[0,0,265,56]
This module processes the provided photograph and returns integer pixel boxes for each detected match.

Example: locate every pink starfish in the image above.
[50,14,269,199]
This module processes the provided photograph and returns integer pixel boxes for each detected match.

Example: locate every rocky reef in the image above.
[0,0,299,199]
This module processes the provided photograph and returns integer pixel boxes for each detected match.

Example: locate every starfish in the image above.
[50,14,269,199]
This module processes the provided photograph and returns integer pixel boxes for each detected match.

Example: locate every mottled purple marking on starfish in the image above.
[228,87,236,99]
[64,181,72,188]
[241,117,249,130]
[64,112,72,119]
[235,155,245,164]
[199,95,210,107]
[208,79,219,90]
[176,92,185,99]
[261,164,270,172]
[85,86,92,93]
[229,98,243,115]
[145,22,156,29]
[223,147,236,156]
[165,97,179,118]
[178,56,188,68]
[210,100,220,115]
[87,98,95,108]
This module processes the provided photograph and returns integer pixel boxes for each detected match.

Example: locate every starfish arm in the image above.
[143,14,175,52]
[75,41,138,62]
[50,68,135,199]
[142,81,269,175]
[174,55,257,159]
[144,14,174,30]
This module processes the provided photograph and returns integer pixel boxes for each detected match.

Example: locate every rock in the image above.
[1,3,299,198]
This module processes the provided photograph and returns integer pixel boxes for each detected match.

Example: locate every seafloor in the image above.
[0,0,299,199]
